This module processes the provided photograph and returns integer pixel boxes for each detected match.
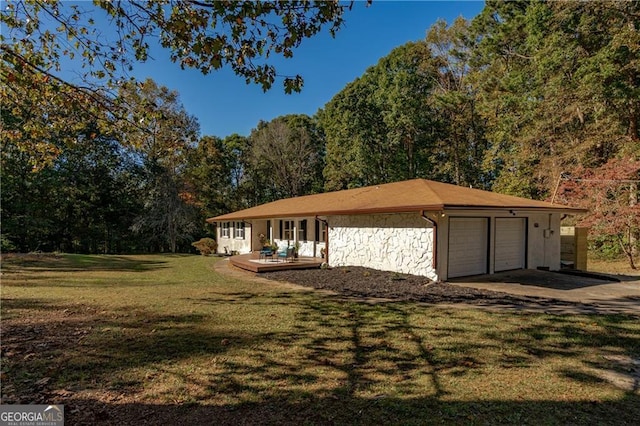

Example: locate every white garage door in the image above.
[448,217,489,278]
[495,218,526,272]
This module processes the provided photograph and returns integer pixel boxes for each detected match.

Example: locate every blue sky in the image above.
[130,1,485,138]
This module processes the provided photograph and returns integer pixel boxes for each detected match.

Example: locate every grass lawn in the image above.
[1,254,639,425]
[588,255,640,277]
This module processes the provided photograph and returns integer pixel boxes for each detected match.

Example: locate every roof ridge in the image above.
[414,178,446,207]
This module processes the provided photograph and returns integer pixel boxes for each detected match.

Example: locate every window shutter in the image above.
[300,219,307,241]
[279,220,283,240]
[315,220,319,242]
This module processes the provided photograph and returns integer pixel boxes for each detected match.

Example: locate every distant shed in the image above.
[561,226,589,271]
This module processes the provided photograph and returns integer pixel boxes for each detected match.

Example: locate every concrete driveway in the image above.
[448,269,640,315]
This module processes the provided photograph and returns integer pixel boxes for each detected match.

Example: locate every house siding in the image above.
[526,212,561,271]
[216,221,252,254]
[328,213,437,280]
[265,217,326,258]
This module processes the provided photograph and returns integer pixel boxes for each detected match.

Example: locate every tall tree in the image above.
[426,17,489,188]
[470,0,639,198]
[321,41,440,190]
[1,0,351,165]
[222,133,256,210]
[1,124,145,253]
[470,0,544,198]
[121,79,201,253]
[1,139,57,251]
[248,114,324,200]
[183,135,234,236]
[372,42,439,181]
[320,76,388,190]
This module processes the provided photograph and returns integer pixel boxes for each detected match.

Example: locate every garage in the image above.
[494,218,526,272]
[448,217,489,278]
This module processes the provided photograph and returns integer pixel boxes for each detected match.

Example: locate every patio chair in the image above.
[277,247,295,262]
[259,247,273,261]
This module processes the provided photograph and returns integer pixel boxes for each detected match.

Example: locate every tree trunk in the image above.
[405,135,415,179]
[618,234,637,270]
[630,182,638,265]
[170,217,177,253]
[629,96,639,142]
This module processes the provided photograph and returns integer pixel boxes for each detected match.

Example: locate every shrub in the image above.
[589,236,623,260]
[191,238,218,256]
[1,235,16,252]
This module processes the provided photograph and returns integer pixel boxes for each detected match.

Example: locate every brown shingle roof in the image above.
[207,179,586,221]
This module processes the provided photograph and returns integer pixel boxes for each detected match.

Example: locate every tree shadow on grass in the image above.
[2,294,639,425]
[0,298,249,403]
[198,294,638,419]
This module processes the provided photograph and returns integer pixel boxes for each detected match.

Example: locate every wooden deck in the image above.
[229,252,324,273]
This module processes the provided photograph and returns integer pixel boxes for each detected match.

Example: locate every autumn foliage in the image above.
[557,159,640,269]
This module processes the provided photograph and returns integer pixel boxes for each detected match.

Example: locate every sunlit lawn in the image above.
[588,254,640,277]
[1,254,639,424]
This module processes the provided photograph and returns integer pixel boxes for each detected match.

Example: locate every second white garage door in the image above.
[494,218,526,272]
[448,217,489,278]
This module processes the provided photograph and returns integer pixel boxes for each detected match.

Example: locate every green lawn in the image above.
[1,254,639,425]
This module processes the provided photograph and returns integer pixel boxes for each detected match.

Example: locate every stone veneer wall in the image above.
[298,240,323,257]
[328,213,436,280]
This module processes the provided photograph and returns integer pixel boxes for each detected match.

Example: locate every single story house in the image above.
[207,179,586,281]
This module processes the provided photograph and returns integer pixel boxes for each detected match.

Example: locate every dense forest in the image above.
[2,1,638,263]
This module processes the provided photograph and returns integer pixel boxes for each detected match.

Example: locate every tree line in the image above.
[2,1,638,262]
[1,77,325,253]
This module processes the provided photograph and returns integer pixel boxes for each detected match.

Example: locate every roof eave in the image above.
[207,204,446,222]
[442,204,588,214]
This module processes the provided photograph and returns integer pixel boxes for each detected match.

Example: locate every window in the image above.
[315,220,326,242]
[298,220,307,242]
[221,222,230,238]
[266,220,272,241]
[283,220,294,241]
[234,221,245,239]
